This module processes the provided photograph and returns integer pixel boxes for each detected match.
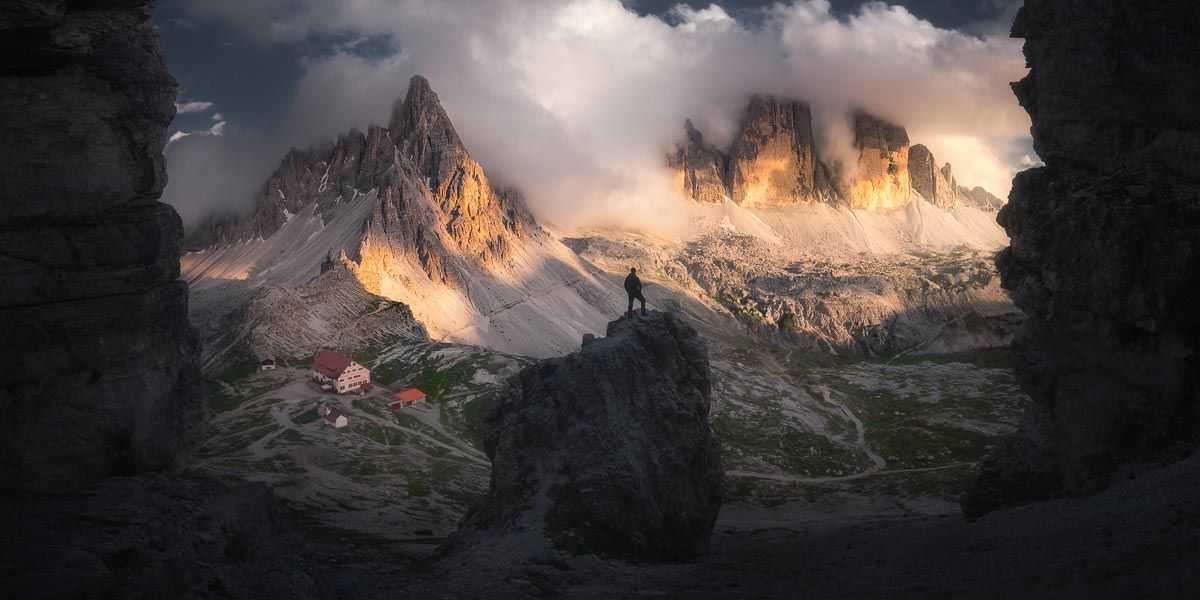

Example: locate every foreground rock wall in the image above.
[0,1,201,491]
[452,311,723,561]
[965,0,1200,516]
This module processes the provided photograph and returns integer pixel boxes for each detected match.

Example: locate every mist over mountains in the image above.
[163,0,1032,233]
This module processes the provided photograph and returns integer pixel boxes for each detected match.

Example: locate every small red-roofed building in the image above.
[389,388,427,410]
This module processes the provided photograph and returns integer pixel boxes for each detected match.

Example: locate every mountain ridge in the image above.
[184,77,1016,365]
[668,95,1006,213]
[183,76,624,362]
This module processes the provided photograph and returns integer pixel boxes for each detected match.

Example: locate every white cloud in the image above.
[181,0,1031,231]
[175,100,215,114]
[212,112,225,121]
[165,120,229,150]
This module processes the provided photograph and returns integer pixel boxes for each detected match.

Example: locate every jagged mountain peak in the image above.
[184,75,625,361]
[188,76,528,261]
[389,74,464,154]
[667,97,1004,213]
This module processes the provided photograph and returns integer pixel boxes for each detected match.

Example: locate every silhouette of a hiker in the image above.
[624,267,646,317]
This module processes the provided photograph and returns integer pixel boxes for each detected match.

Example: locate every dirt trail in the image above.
[817,384,887,472]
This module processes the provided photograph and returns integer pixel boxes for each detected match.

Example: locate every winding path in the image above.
[817,385,887,472]
[728,462,976,485]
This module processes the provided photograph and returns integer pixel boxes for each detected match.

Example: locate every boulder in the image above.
[456,311,723,561]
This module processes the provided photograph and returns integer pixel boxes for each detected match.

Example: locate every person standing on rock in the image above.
[624,267,647,317]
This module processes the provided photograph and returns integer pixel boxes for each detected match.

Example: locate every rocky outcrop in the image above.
[453,311,723,561]
[668,119,728,204]
[964,0,1200,517]
[847,112,912,210]
[0,0,202,492]
[727,96,829,207]
[909,145,958,209]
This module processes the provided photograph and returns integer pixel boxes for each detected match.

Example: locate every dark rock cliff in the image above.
[452,311,724,561]
[0,4,329,598]
[0,0,202,492]
[964,0,1200,516]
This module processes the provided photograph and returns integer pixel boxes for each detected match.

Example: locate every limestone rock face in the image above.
[727,96,825,207]
[390,76,532,264]
[847,112,912,210]
[668,120,728,204]
[457,311,724,561]
[669,99,1004,213]
[909,145,958,209]
[964,0,1200,517]
[0,0,202,492]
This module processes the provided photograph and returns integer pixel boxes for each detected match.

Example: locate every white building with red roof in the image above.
[310,350,371,394]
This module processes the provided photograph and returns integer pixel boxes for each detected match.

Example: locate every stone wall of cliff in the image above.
[964,0,1200,516]
[0,0,202,492]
